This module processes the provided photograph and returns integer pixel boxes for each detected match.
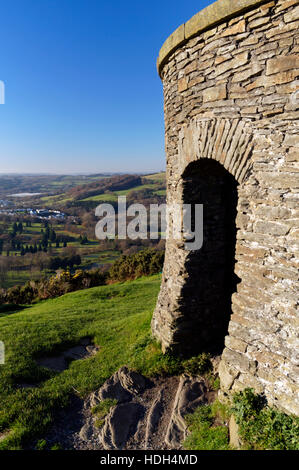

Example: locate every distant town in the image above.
[0,202,66,220]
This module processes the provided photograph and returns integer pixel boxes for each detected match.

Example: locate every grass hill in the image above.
[39,172,166,206]
[1,274,298,451]
[0,274,176,450]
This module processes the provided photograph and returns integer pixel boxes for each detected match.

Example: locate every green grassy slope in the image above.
[0,275,174,449]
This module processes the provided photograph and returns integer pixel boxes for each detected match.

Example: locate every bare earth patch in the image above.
[36,337,100,372]
[38,366,217,450]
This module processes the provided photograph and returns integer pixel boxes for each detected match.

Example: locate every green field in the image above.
[81,183,166,202]
[0,220,120,288]
[37,173,166,204]
[0,275,169,449]
[143,172,166,182]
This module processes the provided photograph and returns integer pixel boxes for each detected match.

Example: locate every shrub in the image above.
[232,388,299,450]
[182,353,212,376]
[109,249,164,282]
[0,269,107,305]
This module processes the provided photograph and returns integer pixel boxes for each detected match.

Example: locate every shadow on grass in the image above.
[0,304,29,317]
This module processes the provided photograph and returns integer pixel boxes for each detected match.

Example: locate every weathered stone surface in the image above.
[218,360,239,390]
[213,52,249,77]
[158,24,185,74]
[254,221,290,236]
[232,63,263,83]
[249,16,270,29]
[229,415,242,449]
[284,5,299,23]
[221,20,246,37]
[153,0,299,418]
[184,0,267,40]
[266,55,299,75]
[203,84,227,102]
[247,70,299,90]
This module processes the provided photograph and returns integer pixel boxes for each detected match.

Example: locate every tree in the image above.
[80,235,88,245]
[50,229,56,243]
[0,256,10,286]
[18,222,23,233]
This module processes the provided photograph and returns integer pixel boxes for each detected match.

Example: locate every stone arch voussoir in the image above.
[178,118,254,184]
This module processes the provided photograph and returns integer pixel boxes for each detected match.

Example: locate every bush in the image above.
[182,353,212,376]
[232,388,299,450]
[0,269,107,305]
[109,249,164,282]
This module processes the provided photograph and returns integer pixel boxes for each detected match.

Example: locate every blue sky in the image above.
[0,0,214,174]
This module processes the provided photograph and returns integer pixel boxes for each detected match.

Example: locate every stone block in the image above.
[229,415,242,449]
[284,5,299,23]
[202,83,227,102]
[214,52,249,77]
[218,359,239,390]
[284,134,299,147]
[232,63,263,83]
[178,77,188,92]
[220,19,246,37]
[225,336,248,353]
[249,17,269,29]
[266,55,299,75]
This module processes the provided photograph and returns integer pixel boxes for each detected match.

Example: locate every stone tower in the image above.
[152,0,299,415]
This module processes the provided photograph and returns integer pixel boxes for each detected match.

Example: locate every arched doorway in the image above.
[173,159,240,356]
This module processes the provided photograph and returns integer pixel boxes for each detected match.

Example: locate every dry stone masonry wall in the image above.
[152,0,299,416]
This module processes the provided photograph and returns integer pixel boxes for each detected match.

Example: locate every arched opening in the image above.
[173,159,240,356]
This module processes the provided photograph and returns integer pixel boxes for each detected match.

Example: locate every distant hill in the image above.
[67,174,143,201]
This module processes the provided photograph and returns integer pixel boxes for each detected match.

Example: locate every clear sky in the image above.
[0,0,214,174]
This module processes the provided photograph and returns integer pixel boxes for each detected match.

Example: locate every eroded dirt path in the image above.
[41,367,217,450]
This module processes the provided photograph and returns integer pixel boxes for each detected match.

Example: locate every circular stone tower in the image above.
[152,0,299,415]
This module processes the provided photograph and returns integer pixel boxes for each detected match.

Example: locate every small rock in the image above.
[229,414,242,449]
[118,367,146,395]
